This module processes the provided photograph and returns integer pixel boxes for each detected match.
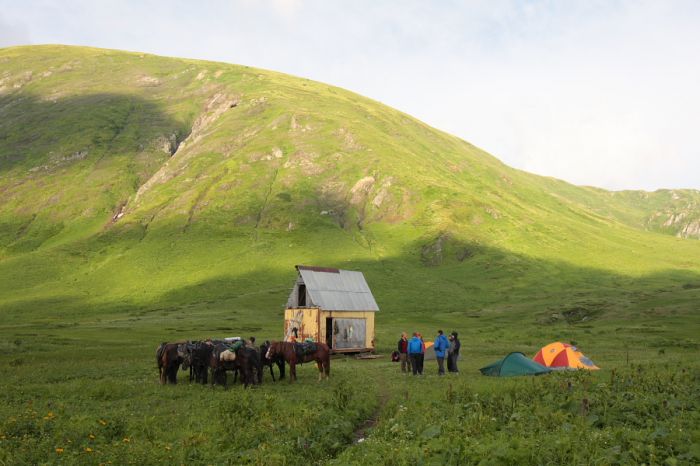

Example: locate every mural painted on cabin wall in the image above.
[333,318,366,349]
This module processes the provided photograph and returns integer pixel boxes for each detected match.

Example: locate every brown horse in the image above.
[265,341,330,382]
[156,342,186,384]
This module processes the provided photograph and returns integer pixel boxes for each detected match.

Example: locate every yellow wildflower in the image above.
[55,447,64,454]
[89,434,95,440]
[122,437,130,443]
[98,419,107,426]
[85,447,93,453]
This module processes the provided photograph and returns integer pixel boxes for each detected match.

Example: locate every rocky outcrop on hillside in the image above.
[645,190,700,239]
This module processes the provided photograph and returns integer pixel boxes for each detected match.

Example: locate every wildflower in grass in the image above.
[122,437,130,443]
[55,447,64,454]
[165,445,171,451]
[98,419,107,426]
[89,433,95,440]
[84,447,93,453]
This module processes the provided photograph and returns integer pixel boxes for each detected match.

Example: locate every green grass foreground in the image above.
[1,309,698,465]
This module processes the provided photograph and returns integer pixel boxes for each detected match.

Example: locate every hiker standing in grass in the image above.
[397,332,412,374]
[434,330,449,376]
[407,332,424,375]
[447,331,460,373]
[418,333,426,375]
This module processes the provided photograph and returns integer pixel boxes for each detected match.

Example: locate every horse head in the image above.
[178,342,194,368]
[265,341,279,361]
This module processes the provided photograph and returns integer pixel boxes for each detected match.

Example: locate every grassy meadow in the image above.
[0,45,699,464]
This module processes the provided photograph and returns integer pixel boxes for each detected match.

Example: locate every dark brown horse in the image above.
[265,341,330,382]
[156,342,186,384]
[260,340,285,382]
[208,342,260,389]
[182,341,213,384]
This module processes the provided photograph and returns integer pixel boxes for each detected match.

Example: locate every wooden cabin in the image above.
[284,265,379,353]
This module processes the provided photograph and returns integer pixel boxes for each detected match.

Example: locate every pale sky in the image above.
[1,0,699,190]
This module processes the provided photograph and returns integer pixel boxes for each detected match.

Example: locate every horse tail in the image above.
[156,342,166,368]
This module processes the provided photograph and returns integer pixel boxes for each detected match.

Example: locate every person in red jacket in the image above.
[397,332,411,373]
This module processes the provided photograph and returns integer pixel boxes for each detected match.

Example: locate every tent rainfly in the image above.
[284,265,379,353]
[533,342,600,370]
[480,352,552,377]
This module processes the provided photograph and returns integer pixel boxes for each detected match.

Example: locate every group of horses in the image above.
[156,339,331,388]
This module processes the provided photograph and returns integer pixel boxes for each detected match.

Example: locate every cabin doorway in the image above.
[325,318,334,347]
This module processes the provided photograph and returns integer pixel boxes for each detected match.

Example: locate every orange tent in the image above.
[533,342,599,370]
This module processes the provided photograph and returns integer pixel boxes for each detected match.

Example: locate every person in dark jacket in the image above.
[434,330,449,375]
[447,331,460,373]
[407,332,424,375]
[418,333,426,375]
[447,333,456,372]
[397,332,411,374]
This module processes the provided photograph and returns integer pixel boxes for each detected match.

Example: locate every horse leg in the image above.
[289,362,296,382]
[278,360,285,380]
[170,363,178,384]
[269,364,276,382]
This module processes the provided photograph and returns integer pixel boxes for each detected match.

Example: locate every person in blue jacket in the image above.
[434,330,449,375]
[407,332,424,376]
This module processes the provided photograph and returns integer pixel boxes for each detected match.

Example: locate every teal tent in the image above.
[480,352,552,377]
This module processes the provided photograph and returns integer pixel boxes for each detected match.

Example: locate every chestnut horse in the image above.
[265,341,330,382]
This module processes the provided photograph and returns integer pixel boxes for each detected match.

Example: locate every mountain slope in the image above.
[1,45,699,333]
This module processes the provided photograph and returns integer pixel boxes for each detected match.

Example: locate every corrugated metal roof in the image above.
[291,265,379,311]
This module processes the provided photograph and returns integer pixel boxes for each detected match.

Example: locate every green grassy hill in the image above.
[1,45,698,330]
[1,45,699,465]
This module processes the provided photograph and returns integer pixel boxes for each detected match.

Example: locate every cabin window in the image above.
[298,284,306,307]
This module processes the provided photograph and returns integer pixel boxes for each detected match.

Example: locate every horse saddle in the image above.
[294,342,317,357]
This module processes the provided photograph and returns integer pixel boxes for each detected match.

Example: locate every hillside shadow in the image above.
[1,226,699,349]
[110,234,700,327]
[0,91,188,172]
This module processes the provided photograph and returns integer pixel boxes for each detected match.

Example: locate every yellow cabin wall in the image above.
[284,308,376,351]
